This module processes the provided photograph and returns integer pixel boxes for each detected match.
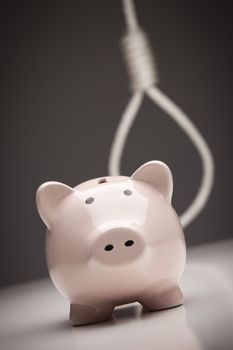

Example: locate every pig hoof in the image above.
[69,303,113,326]
[140,286,184,312]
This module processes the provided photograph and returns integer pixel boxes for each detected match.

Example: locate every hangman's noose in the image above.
[108,0,215,228]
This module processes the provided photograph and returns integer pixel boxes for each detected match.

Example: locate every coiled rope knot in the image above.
[121,28,158,92]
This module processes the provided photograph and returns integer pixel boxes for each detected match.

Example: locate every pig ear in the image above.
[36,181,74,228]
[131,161,173,202]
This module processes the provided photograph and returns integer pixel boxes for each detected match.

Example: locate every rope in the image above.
[108,0,215,228]
[146,86,214,227]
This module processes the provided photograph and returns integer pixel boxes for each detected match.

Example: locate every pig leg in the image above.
[139,286,183,311]
[69,303,114,326]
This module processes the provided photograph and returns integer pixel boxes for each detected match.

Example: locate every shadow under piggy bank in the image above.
[70,303,201,350]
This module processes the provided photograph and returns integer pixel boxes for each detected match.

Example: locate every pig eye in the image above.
[123,189,132,196]
[85,197,94,204]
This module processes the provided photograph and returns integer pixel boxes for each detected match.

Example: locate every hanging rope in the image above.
[108,0,215,228]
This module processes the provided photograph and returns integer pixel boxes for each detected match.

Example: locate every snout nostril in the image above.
[104,244,114,251]
[124,240,134,247]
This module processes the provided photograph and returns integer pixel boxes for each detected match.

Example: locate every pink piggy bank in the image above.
[36,161,186,325]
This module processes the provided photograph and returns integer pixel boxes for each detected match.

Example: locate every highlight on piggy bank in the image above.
[36,160,186,326]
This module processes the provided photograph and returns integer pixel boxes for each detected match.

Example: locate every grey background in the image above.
[1,0,232,287]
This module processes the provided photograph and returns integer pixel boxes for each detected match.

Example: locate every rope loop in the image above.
[108,0,215,228]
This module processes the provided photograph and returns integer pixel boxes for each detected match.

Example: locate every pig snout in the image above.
[92,227,145,264]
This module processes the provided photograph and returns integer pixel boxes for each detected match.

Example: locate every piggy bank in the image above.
[36,160,186,325]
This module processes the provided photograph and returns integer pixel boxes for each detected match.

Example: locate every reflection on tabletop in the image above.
[0,239,232,350]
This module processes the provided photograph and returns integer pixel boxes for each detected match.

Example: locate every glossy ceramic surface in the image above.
[36,161,186,325]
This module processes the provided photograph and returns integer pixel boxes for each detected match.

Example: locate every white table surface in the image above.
[1,239,233,350]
